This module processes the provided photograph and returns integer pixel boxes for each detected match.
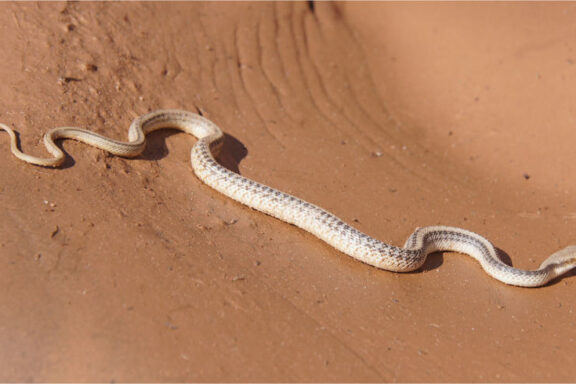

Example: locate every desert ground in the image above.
[1,2,576,382]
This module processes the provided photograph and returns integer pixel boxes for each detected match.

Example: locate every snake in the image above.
[1,109,575,287]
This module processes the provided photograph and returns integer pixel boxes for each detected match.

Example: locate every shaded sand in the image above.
[1,2,575,381]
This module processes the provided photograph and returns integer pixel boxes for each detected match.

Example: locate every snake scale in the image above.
[2,109,575,287]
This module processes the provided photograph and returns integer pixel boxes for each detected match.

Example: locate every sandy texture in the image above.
[1,2,576,382]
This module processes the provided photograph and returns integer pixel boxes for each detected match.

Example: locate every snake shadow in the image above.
[139,129,247,174]
[408,248,513,273]
[14,129,247,172]
[414,247,576,287]
[9,130,80,170]
[489,248,576,287]
[412,247,514,274]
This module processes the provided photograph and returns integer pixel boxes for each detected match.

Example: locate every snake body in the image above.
[2,109,575,287]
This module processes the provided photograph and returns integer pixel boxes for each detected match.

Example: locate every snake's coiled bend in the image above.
[2,109,575,287]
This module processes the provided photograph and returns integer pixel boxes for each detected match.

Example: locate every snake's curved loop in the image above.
[2,109,575,287]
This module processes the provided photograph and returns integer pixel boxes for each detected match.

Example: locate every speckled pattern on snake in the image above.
[2,109,575,287]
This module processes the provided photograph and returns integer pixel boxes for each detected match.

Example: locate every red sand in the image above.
[1,2,575,381]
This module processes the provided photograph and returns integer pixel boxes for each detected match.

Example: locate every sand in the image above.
[1,2,575,381]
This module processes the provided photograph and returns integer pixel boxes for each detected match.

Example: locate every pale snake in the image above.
[2,109,575,287]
